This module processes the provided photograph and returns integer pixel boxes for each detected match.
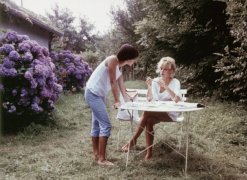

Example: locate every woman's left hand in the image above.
[158,79,168,89]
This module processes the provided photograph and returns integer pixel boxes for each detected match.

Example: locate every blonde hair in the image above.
[155,56,176,76]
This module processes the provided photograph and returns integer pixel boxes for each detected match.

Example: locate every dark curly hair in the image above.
[117,44,139,62]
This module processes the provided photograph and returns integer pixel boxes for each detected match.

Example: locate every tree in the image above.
[47,5,76,51]
[111,0,145,44]
[214,0,247,102]
[46,4,97,53]
[109,0,148,79]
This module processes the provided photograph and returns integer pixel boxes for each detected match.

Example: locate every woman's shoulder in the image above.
[106,55,117,61]
[105,55,118,67]
[171,78,181,84]
[151,77,160,88]
[153,77,159,81]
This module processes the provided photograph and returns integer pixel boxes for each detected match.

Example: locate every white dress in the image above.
[151,78,181,121]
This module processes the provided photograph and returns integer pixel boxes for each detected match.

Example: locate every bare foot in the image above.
[145,153,152,161]
[97,160,114,166]
[121,140,136,152]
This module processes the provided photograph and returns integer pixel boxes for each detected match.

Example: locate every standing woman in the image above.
[84,44,139,166]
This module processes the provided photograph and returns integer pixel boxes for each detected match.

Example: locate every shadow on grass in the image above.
[1,110,56,135]
[129,142,246,179]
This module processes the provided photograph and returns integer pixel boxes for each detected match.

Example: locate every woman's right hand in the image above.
[146,77,153,101]
[114,102,120,109]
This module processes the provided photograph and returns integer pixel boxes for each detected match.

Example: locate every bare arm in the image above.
[107,56,120,107]
[117,74,131,102]
[158,79,181,103]
[165,86,181,102]
[146,77,153,102]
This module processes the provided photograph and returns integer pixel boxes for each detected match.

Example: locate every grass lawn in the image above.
[0,80,246,179]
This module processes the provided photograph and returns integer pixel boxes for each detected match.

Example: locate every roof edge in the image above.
[0,1,63,36]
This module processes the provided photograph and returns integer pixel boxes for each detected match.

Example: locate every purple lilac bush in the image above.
[50,50,92,91]
[0,31,63,114]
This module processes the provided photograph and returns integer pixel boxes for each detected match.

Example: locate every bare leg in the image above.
[145,121,154,160]
[92,137,99,160]
[122,114,148,152]
[98,136,114,166]
[144,112,172,160]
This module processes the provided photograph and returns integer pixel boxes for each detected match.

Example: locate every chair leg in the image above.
[117,120,121,150]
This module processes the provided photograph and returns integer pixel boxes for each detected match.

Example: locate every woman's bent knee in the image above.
[100,125,112,137]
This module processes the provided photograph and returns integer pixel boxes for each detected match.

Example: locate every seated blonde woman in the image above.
[122,56,181,160]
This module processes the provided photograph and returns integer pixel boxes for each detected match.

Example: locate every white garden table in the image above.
[119,101,204,176]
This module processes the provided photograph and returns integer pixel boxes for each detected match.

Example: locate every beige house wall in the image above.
[0,12,51,49]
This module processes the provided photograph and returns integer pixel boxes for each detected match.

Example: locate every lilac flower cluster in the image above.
[0,31,63,114]
[50,50,92,91]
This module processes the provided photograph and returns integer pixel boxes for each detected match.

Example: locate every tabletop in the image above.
[119,101,204,112]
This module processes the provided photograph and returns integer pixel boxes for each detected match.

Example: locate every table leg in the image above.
[185,112,191,176]
[126,109,134,167]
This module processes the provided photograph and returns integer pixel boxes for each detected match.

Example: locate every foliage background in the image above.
[39,0,247,104]
[105,0,246,103]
